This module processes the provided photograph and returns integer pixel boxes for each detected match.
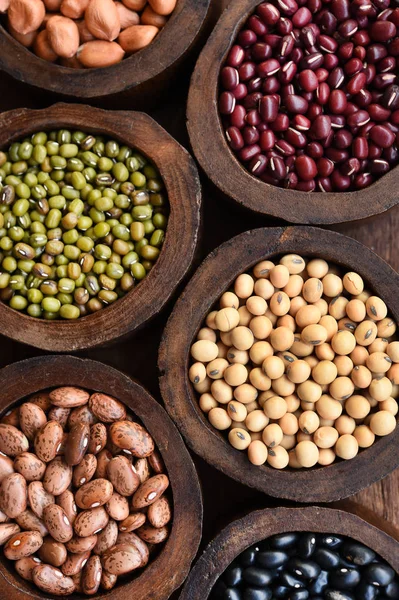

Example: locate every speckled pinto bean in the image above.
[0,424,29,457]
[43,504,73,543]
[0,473,27,518]
[65,423,90,466]
[14,452,46,482]
[93,519,119,555]
[109,421,154,457]
[34,421,64,463]
[107,455,140,496]
[131,474,169,510]
[89,393,126,422]
[0,385,172,595]
[75,478,114,510]
[32,564,76,595]
[28,482,54,519]
[50,387,90,408]
[19,403,47,441]
[101,542,143,575]
[73,506,109,537]
[4,530,43,560]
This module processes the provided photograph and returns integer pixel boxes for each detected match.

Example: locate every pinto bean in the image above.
[32,564,76,595]
[38,537,67,567]
[65,423,90,466]
[43,457,73,496]
[15,555,42,581]
[43,504,73,543]
[89,393,126,422]
[109,421,154,457]
[4,530,43,560]
[92,519,118,555]
[73,507,109,538]
[14,452,46,482]
[0,424,29,457]
[0,473,27,518]
[19,403,47,441]
[49,387,90,408]
[75,478,113,510]
[131,475,169,510]
[107,455,140,496]
[0,522,20,545]
[15,509,48,537]
[28,481,54,519]
[34,421,64,463]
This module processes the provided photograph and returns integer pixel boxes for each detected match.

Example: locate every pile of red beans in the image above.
[218,0,399,192]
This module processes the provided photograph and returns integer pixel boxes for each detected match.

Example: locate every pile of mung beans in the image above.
[211,532,399,599]
[219,0,399,192]
[0,386,172,595]
[0,129,169,319]
[190,254,398,469]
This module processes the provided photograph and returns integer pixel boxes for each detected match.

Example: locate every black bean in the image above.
[269,533,299,550]
[313,548,341,570]
[240,549,257,567]
[319,535,343,549]
[273,584,290,598]
[257,551,288,569]
[288,558,321,579]
[364,563,395,587]
[324,590,355,600]
[243,588,271,600]
[280,572,306,589]
[223,588,242,600]
[243,567,273,587]
[225,566,242,587]
[386,580,399,598]
[289,591,310,600]
[329,568,361,589]
[341,541,376,566]
[298,533,317,558]
[354,581,378,600]
[308,570,329,595]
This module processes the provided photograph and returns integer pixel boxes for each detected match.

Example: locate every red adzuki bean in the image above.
[219,0,399,192]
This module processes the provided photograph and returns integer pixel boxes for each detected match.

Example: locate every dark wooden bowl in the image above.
[0,103,201,352]
[187,0,399,225]
[0,354,203,600]
[159,226,399,503]
[179,506,399,599]
[0,0,211,108]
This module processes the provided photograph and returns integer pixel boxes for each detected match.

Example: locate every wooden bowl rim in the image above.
[0,354,203,600]
[186,0,399,225]
[0,0,211,98]
[159,226,399,503]
[179,506,399,599]
[0,103,202,352]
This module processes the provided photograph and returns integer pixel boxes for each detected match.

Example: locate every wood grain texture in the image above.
[0,1,398,597]
[159,226,399,503]
[187,0,399,224]
[0,0,211,107]
[0,355,203,600]
[0,104,202,352]
[180,506,399,599]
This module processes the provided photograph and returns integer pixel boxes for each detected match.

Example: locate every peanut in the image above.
[141,5,167,28]
[60,0,89,19]
[77,18,94,43]
[85,0,120,41]
[8,0,45,35]
[8,23,38,46]
[118,24,158,54]
[121,0,146,10]
[43,0,62,10]
[148,0,176,16]
[0,0,10,13]
[33,29,58,60]
[114,2,139,30]
[77,40,125,68]
[47,15,79,58]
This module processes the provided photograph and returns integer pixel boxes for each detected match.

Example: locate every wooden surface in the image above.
[159,226,399,503]
[0,0,398,597]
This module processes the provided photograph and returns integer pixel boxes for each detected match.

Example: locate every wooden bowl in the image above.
[179,506,399,599]
[0,354,203,600]
[0,103,201,352]
[187,0,399,225]
[159,226,399,503]
[0,0,211,107]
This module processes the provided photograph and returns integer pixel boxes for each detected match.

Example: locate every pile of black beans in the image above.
[211,532,399,600]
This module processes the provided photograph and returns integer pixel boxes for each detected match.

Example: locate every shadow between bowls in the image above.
[0,355,203,600]
[158,226,399,503]
[0,103,202,352]
[179,506,399,599]
[0,0,211,107]
[187,0,399,225]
